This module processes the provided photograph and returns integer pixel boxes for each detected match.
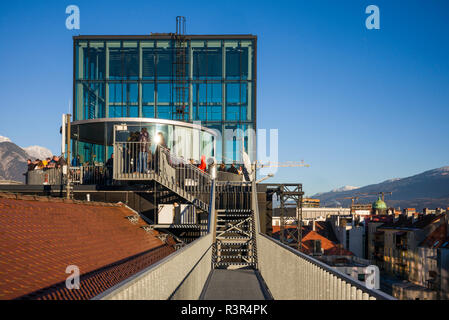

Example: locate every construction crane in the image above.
[368,191,392,201]
[337,193,370,206]
[255,160,310,169]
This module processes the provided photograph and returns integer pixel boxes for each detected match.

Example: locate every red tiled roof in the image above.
[0,193,176,300]
[420,222,449,249]
[301,230,354,256]
[271,224,354,256]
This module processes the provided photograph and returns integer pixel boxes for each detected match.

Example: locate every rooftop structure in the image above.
[72,33,256,165]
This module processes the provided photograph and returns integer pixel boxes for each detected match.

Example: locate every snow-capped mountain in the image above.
[313,166,449,211]
[0,135,55,183]
[0,135,11,143]
[23,145,53,161]
[330,185,359,193]
[0,141,29,183]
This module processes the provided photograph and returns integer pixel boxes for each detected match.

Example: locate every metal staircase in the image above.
[213,208,257,269]
[113,143,211,213]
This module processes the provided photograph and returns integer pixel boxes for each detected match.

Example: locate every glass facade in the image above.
[73,35,256,164]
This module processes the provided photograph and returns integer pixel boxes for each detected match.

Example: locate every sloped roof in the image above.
[272,223,353,256]
[420,222,449,249]
[301,230,354,256]
[378,214,443,231]
[0,193,176,300]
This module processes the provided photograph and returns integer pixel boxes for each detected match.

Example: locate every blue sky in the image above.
[0,0,448,195]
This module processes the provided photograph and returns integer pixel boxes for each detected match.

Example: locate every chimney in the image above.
[312,219,316,231]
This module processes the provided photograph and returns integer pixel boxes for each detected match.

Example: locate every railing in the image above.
[70,166,111,185]
[216,171,244,182]
[94,180,217,300]
[251,182,394,300]
[26,168,65,185]
[215,181,252,210]
[26,166,112,186]
[113,142,212,205]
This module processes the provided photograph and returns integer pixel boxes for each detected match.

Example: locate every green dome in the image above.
[373,197,387,210]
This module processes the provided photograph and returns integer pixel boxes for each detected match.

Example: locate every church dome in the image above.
[372,197,387,210]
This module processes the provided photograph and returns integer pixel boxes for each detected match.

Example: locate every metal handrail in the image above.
[258,233,394,300]
[250,181,394,300]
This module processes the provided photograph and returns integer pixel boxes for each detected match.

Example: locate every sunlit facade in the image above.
[72,34,256,165]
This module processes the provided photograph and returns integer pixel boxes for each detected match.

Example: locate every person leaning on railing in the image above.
[227,163,239,175]
[27,159,36,171]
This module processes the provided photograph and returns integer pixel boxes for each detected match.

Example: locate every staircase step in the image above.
[216,236,251,241]
[214,255,253,259]
[214,262,255,267]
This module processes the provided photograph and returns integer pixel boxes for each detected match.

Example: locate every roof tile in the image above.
[0,195,176,299]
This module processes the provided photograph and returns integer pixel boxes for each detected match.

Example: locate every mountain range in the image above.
[313,167,449,211]
[0,135,53,183]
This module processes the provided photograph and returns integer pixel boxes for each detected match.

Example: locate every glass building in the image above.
[72,34,256,165]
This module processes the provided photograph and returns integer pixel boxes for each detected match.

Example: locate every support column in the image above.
[138,41,143,117]
[222,42,226,163]
[189,43,193,121]
[105,43,109,117]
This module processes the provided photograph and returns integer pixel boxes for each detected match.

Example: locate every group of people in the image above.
[123,128,167,174]
[218,162,244,175]
[27,155,67,171]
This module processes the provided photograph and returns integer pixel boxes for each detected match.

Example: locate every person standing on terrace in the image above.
[138,128,150,173]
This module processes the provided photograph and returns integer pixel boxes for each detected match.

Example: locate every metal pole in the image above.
[66,114,71,199]
[61,114,66,158]
[298,186,303,251]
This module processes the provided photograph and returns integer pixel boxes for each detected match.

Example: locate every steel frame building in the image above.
[72,33,257,166]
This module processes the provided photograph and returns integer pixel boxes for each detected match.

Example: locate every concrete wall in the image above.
[332,224,365,258]
[96,233,213,300]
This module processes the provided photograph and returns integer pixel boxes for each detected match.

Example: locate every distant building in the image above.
[351,203,372,215]
[378,212,445,279]
[330,215,366,258]
[414,219,449,299]
[366,215,394,266]
[302,198,320,208]
[272,207,350,226]
[272,221,353,257]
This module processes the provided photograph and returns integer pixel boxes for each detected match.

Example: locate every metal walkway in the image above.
[200,269,271,300]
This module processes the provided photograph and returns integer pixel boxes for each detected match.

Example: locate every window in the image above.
[142,42,156,80]
[82,83,105,119]
[108,83,137,117]
[85,42,105,80]
[142,83,155,118]
[157,83,171,103]
[156,41,172,80]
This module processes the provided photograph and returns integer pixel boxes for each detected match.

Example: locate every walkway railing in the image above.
[26,168,65,185]
[26,166,112,186]
[251,182,394,300]
[71,166,110,185]
[113,142,212,207]
[95,180,216,300]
